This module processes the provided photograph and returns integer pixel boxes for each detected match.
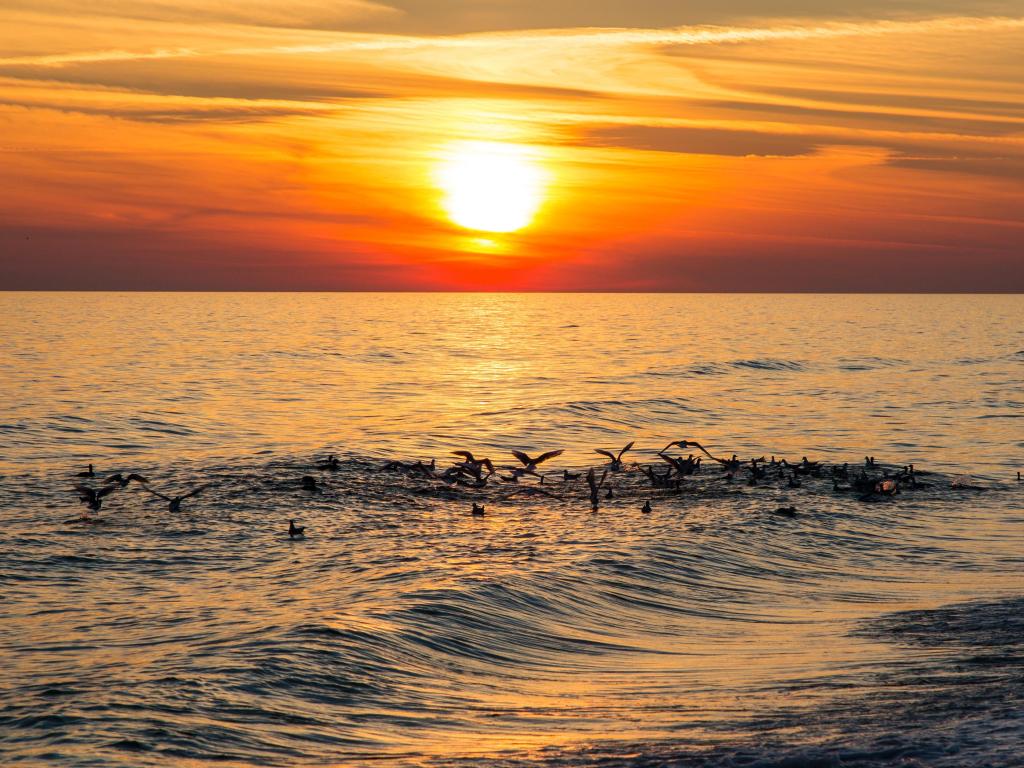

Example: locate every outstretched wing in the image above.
[103,474,123,484]
[595,449,616,461]
[96,485,118,498]
[182,484,211,500]
[143,486,171,501]
[511,450,532,467]
[452,450,476,462]
[534,450,563,465]
[480,458,495,475]
[74,485,95,499]
[617,441,635,461]
[127,474,149,483]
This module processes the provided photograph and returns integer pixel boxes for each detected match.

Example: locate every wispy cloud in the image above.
[3,14,1022,68]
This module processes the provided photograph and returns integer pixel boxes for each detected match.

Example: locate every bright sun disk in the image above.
[437,142,545,233]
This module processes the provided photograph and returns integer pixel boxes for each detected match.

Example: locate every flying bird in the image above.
[144,484,211,512]
[104,473,148,488]
[511,449,563,475]
[595,441,635,471]
[75,484,117,512]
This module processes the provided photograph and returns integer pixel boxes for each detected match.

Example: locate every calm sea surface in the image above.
[1,293,1022,766]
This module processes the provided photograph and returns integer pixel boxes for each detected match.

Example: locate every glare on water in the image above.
[0,292,1022,766]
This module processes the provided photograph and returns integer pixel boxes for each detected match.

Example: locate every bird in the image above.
[75,484,117,512]
[772,506,797,517]
[76,464,95,478]
[563,469,581,481]
[586,467,608,509]
[664,440,729,467]
[301,476,319,492]
[103,473,148,488]
[319,454,340,471]
[787,474,802,489]
[595,441,634,471]
[451,452,494,481]
[144,484,210,512]
[641,500,652,513]
[471,503,485,516]
[511,449,563,475]
[289,519,306,538]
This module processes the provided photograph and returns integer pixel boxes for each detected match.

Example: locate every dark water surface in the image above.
[1,293,1022,766]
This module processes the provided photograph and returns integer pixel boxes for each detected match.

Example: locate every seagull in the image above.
[319,455,340,471]
[471,503,485,516]
[289,519,306,538]
[511,449,563,475]
[104,473,149,488]
[586,467,608,508]
[76,464,95,478]
[595,441,634,471]
[451,452,494,482]
[75,484,117,512]
[144,484,210,512]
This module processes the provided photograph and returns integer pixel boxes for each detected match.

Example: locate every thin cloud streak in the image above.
[3,15,1022,68]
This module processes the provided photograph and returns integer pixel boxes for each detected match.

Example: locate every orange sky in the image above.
[1,2,1022,290]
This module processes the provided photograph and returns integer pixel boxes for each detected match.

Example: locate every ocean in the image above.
[1,292,1022,766]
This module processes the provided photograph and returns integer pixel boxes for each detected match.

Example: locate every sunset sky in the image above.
[2,1,1022,290]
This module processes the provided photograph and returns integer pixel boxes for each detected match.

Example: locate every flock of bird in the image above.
[69,438,999,537]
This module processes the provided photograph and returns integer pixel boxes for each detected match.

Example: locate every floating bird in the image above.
[75,484,117,512]
[787,474,801,489]
[144,484,210,512]
[76,464,95,478]
[563,469,581,481]
[319,454,340,471]
[511,449,563,475]
[772,506,797,517]
[471,503,485,517]
[103,473,148,488]
[301,476,319,492]
[289,519,306,538]
[595,441,634,471]
[641,500,652,513]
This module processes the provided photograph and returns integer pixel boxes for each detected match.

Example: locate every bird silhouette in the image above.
[511,449,563,475]
[75,484,117,512]
[104,473,148,488]
[144,484,210,512]
[289,519,306,538]
[595,441,634,470]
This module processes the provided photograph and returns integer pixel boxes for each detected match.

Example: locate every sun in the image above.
[436,142,545,233]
